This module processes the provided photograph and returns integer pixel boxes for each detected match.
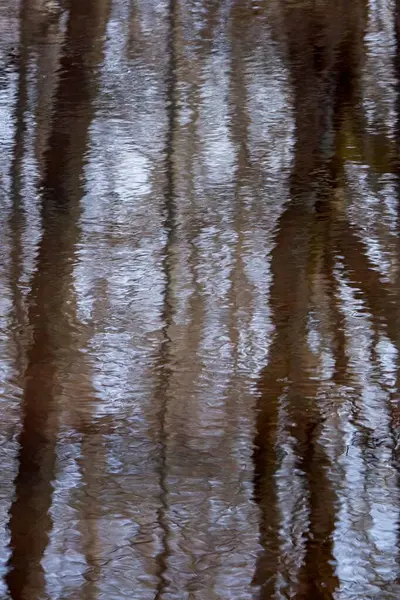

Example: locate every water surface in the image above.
[0,0,399,598]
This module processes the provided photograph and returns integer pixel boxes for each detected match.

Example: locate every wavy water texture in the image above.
[0,1,399,599]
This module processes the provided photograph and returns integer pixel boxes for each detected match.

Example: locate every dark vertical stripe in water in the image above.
[154,1,177,598]
[5,3,60,597]
[5,1,110,598]
[392,0,400,579]
[252,3,367,596]
[9,0,30,388]
[295,424,338,599]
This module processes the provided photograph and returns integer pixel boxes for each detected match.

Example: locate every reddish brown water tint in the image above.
[0,1,399,598]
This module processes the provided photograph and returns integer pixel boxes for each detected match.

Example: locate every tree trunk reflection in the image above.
[6,1,110,598]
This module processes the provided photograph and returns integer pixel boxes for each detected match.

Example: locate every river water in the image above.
[0,1,399,598]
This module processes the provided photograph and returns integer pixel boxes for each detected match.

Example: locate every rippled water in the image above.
[0,0,399,598]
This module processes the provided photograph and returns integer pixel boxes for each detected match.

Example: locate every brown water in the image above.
[0,0,399,598]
